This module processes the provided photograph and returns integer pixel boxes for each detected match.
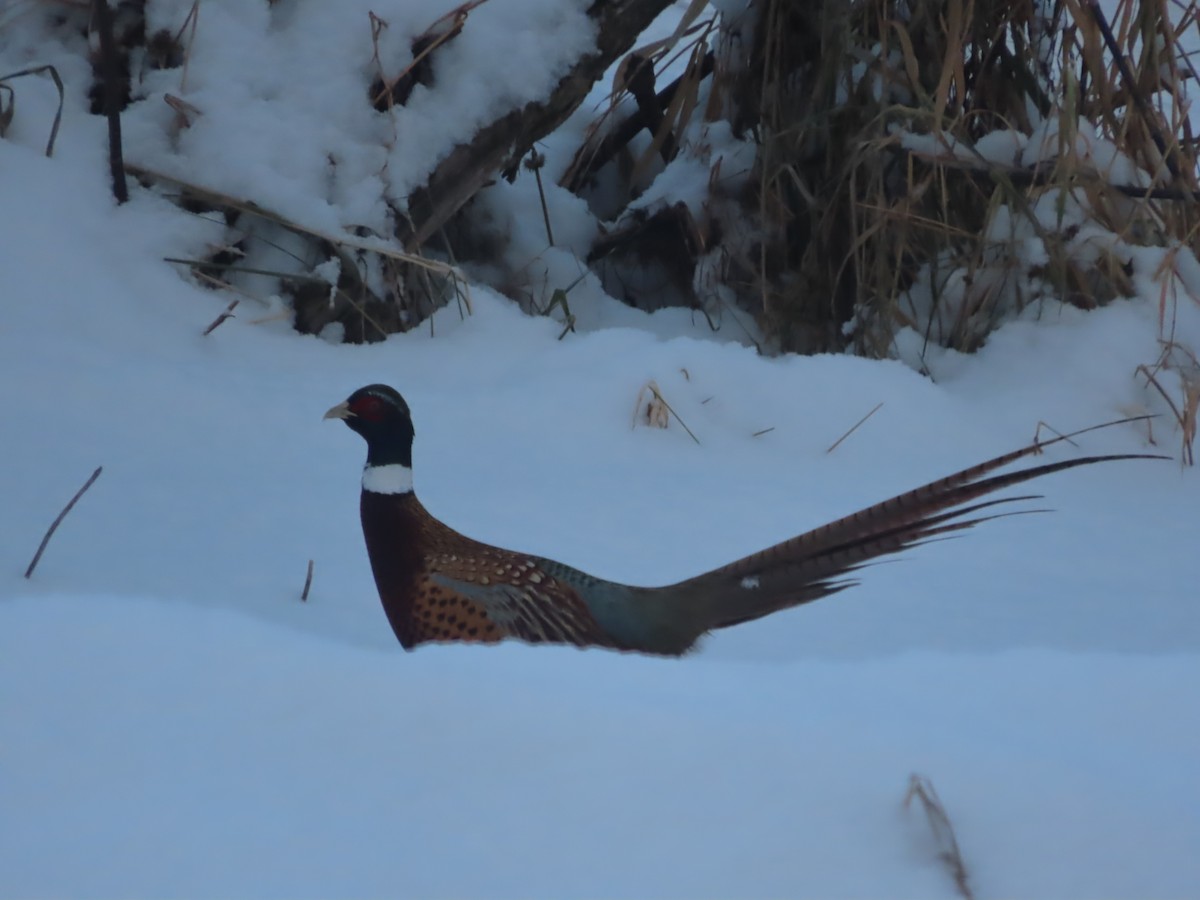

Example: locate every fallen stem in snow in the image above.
[825,402,883,454]
[904,773,974,900]
[25,466,103,579]
[202,299,239,336]
[301,559,314,602]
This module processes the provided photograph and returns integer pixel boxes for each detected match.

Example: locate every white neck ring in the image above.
[362,464,414,495]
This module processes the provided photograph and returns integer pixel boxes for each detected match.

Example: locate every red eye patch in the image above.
[349,394,389,422]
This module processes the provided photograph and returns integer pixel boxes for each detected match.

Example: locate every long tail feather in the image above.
[659,419,1164,637]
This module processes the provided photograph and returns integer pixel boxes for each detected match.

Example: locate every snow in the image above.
[3,596,1195,898]
[973,129,1026,166]
[2,3,1199,898]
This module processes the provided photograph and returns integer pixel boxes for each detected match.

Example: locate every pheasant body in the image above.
[361,488,622,648]
[327,384,1159,656]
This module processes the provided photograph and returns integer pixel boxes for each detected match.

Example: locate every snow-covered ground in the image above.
[2,2,1198,897]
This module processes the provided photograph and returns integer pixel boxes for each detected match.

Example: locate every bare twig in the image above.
[1137,364,1196,465]
[201,299,239,336]
[825,402,883,454]
[175,0,200,93]
[646,382,701,445]
[370,1,481,108]
[301,559,314,602]
[526,149,555,246]
[0,64,64,156]
[904,774,975,900]
[543,287,577,339]
[24,467,104,579]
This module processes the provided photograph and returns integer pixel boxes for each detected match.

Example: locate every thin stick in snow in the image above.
[301,559,315,602]
[825,402,883,454]
[202,299,240,336]
[24,466,103,579]
[904,773,974,900]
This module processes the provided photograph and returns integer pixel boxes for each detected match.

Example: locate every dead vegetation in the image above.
[9,0,679,341]
[582,0,1200,357]
[8,0,1200,381]
[129,162,470,342]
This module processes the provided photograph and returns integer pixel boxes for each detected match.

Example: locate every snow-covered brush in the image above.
[368,0,492,111]
[129,164,469,342]
[886,0,1200,358]
[590,0,1200,360]
[561,3,717,198]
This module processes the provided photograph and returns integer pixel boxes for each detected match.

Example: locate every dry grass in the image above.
[632,379,701,444]
[1137,344,1200,464]
[720,0,1200,356]
[562,0,1200,367]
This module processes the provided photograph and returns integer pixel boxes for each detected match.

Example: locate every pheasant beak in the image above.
[323,401,355,421]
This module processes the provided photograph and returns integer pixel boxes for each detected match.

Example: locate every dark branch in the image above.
[25,467,104,580]
[92,0,128,203]
[301,559,315,602]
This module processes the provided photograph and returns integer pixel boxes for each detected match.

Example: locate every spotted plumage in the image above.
[326,384,1160,656]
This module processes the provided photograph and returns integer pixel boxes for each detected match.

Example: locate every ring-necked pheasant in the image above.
[326,384,1158,655]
